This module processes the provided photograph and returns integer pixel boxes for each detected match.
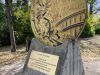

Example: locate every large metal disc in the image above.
[31,0,86,46]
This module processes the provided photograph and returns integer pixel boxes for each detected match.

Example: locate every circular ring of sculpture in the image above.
[31,0,86,46]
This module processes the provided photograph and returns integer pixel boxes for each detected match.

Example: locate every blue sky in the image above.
[96,0,100,14]
[96,0,100,7]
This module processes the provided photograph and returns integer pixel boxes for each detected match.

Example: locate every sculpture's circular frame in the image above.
[31,0,86,46]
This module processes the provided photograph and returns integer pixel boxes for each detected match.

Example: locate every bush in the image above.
[80,22,95,38]
[80,16,96,38]
[0,3,34,46]
[0,3,10,47]
[0,21,10,47]
[95,24,100,34]
[14,8,33,44]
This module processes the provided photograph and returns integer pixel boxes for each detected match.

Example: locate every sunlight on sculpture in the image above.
[31,0,86,46]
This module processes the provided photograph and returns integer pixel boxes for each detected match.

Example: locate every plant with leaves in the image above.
[0,2,10,47]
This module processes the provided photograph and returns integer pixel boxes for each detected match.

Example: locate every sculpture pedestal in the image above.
[22,38,84,75]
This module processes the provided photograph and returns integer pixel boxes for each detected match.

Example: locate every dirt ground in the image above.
[0,45,26,75]
[80,35,100,75]
[0,35,100,75]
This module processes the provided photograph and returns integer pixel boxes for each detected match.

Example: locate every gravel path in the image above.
[81,35,100,75]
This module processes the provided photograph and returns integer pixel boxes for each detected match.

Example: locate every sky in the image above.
[95,0,100,14]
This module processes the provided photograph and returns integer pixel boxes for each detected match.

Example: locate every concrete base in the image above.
[22,38,84,75]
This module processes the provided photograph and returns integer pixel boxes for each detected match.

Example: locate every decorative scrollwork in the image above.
[31,0,86,46]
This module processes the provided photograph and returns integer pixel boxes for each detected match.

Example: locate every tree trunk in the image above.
[17,0,20,7]
[90,3,93,15]
[26,37,30,52]
[89,0,95,15]
[5,0,16,52]
[86,0,89,18]
[23,0,28,5]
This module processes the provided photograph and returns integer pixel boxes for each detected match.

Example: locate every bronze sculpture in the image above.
[31,0,86,46]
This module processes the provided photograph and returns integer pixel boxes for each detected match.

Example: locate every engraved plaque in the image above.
[27,51,59,75]
[31,0,86,46]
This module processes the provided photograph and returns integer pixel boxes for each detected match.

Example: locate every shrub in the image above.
[14,9,33,44]
[0,3,10,47]
[81,22,95,38]
[95,24,100,34]
[80,15,96,38]
[0,3,34,46]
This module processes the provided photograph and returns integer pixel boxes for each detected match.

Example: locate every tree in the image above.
[88,0,100,15]
[5,0,16,52]
[89,0,95,14]
[86,0,89,18]
[14,0,33,51]
[23,0,28,5]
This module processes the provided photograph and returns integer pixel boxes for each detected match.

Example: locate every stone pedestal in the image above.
[22,38,84,75]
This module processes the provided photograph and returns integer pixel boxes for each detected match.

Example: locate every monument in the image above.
[22,0,86,75]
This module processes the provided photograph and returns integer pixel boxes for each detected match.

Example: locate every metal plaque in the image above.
[31,0,86,46]
[27,51,59,75]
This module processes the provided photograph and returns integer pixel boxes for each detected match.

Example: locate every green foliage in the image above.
[95,18,100,34]
[0,3,10,47]
[0,2,33,46]
[95,23,100,34]
[95,16,100,34]
[13,3,33,44]
[81,23,95,38]
[81,15,96,38]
